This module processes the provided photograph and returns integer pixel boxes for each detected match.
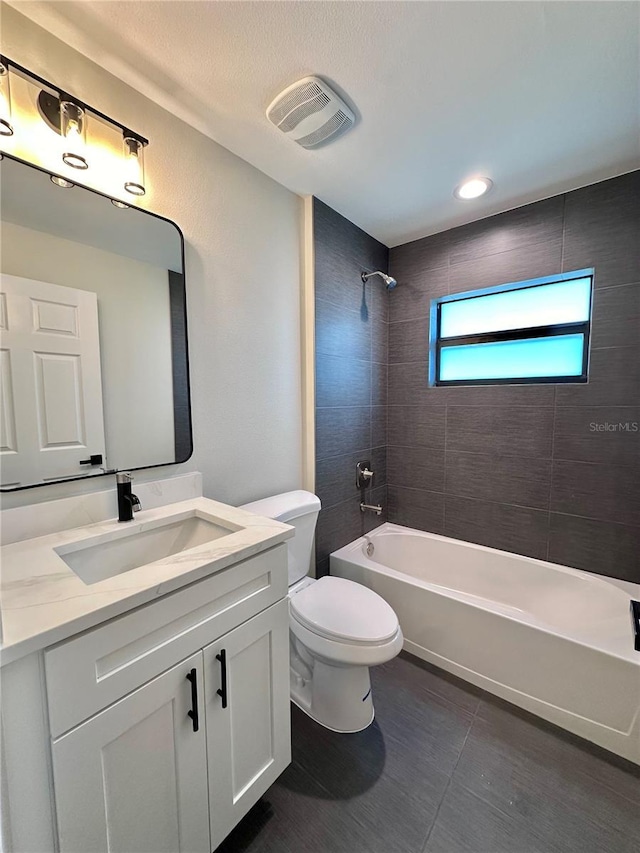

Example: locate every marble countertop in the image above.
[0,497,293,665]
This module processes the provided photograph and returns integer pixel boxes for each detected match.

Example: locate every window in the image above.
[430,270,593,386]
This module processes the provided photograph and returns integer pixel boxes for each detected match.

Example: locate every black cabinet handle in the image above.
[216,650,228,709]
[631,600,640,652]
[186,668,199,732]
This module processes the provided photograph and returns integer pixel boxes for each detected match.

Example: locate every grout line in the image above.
[420,704,477,853]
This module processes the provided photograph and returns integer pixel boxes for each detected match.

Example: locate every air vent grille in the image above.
[297,110,353,149]
[278,91,331,133]
[266,76,356,149]
[267,81,323,125]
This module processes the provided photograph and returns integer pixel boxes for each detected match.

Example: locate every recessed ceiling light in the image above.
[454,177,493,200]
[111,199,130,209]
[50,175,74,188]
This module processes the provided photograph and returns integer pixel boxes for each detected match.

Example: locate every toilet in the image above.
[240,490,403,732]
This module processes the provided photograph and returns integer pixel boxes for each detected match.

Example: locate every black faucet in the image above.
[116,472,142,522]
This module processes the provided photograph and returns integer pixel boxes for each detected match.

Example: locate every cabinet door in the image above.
[52,653,210,853]
[204,599,291,850]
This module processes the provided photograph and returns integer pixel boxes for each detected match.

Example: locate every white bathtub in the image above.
[331,523,640,764]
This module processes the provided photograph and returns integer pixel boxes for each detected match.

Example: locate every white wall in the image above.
[0,4,303,509]
[2,221,176,472]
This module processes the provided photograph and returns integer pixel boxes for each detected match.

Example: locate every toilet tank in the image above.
[240,490,321,586]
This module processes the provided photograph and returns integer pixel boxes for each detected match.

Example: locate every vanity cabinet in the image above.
[24,544,291,853]
[52,652,211,853]
[204,601,290,850]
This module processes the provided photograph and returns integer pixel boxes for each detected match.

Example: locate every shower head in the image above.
[361,270,398,290]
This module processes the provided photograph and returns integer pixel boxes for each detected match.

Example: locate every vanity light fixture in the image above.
[123,134,145,196]
[0,56,150,193]
[0,58,14,136]
[454,176,493,200]
[50,175,74,188]
[60,100,88,170]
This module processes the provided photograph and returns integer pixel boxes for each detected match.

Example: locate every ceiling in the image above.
[9,1,640,246]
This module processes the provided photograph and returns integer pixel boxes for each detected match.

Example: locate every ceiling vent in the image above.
[266,76,355,149]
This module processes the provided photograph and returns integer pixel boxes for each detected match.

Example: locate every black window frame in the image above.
[429,269,594,387]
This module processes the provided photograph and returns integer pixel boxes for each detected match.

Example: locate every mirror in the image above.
[0,155,192,490]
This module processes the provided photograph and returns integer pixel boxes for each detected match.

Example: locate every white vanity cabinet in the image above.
[51,652,211,853]
[2,542,291,853]
[204,601,290,850]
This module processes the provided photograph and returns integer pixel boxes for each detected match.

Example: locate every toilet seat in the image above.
[290,576,399,645]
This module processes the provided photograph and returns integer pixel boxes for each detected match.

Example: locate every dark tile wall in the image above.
[314,198,389,575]
[388,171,640,583]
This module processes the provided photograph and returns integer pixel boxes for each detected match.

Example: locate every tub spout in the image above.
[360,502,383,516]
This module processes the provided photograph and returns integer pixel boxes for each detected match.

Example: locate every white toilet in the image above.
[241,490,403,733]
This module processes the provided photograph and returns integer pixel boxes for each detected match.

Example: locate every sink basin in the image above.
[55,513,234,585]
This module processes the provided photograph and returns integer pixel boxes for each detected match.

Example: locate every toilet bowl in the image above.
[240,491,403,732]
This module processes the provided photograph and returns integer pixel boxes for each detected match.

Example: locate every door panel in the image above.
[204,599,291,851]
[0,274,105,486]
[52,653,210,853]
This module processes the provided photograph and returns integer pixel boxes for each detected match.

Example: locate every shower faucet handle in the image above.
[356,461,374,489]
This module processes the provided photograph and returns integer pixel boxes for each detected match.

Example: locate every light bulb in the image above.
[123,135,145,196]
[454,177,493,200]
[0,60,14,136]
[60,101,88,169]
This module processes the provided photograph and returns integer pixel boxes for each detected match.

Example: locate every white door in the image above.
[52,653,210,853]
[204,600,291,851]
[0,273,106,487]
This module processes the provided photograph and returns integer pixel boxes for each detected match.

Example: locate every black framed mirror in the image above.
[0,154,192,490]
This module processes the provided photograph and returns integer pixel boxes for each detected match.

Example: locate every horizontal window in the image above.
[430,270,593,386]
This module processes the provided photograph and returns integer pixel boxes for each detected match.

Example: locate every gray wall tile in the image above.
[387,486,445,534]
[316,407,370,459]
[550,460,640,526]
[371,405,388,448]
[444,496,549,560]
[315,496,364,565]
[371,360,388,406]
[563,171,640,288]
[556,346,640,407]
[387,265,448,323]
[388,317,430,364]
[445,451,552,510]
[315,298,371,361]
[314,199,389,569]
[548,514,640,583]
[591,283,640,349]
[448,195,564,266]
[446,406,554,458]
[316,174,639,582]
[316,450,373,510]
[388,405,446,449]
[449,236,563,294]
[553,406,640,465]
[316,354,371,408]
[371,313,388,363]
[388,361,440,405]
[388,445,445,492]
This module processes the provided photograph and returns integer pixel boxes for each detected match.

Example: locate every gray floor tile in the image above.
[451,700,640,853]
[291,707,447,853]
[219,652,640,853]
[216,760,377,853]
[423,781,551,853]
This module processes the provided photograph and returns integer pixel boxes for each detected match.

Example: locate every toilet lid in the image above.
[290,576,399,644]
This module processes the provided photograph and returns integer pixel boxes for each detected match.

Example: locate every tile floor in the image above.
[217,652,640,853]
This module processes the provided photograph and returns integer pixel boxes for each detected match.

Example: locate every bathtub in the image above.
[331,523,640,764]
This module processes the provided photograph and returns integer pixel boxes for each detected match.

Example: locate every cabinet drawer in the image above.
[45,544,287,738]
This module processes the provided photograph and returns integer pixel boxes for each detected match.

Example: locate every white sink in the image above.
[55,513,234,585]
